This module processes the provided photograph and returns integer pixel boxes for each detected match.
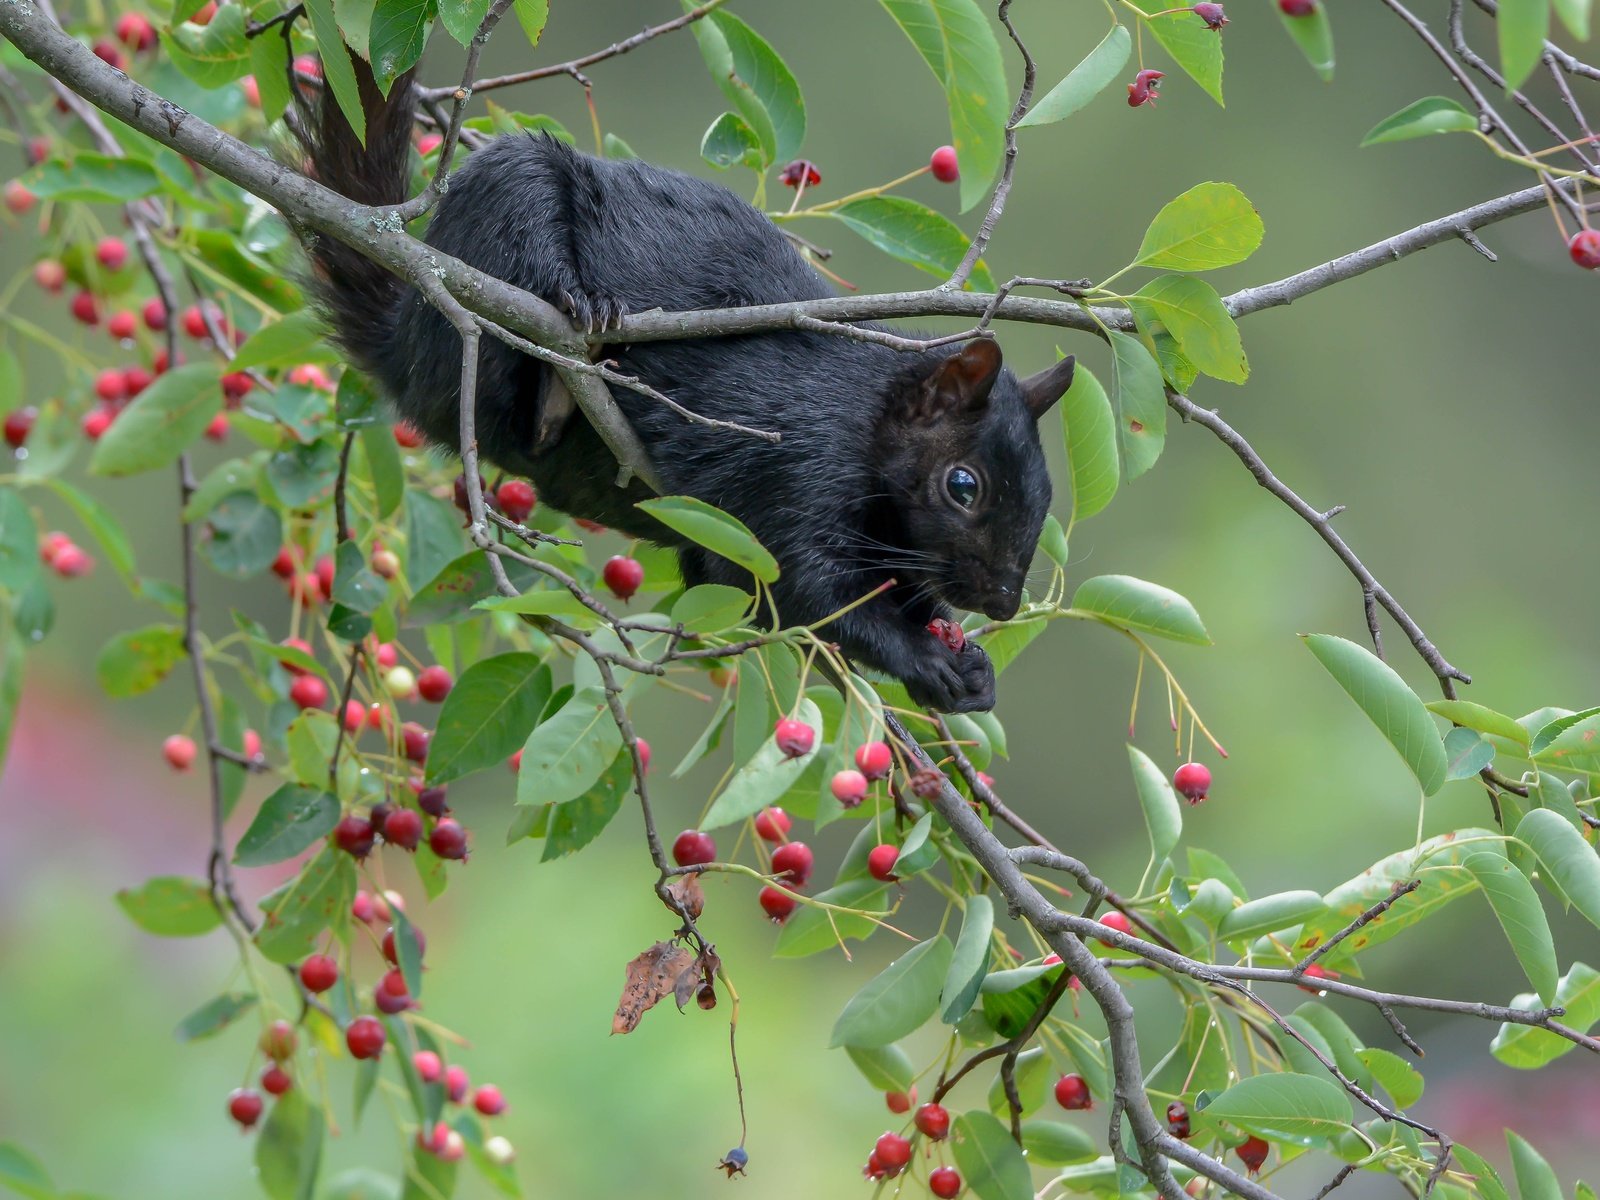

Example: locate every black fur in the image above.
[308,69,1072,712]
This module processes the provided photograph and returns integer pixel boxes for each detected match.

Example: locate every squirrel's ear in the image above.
[1019,355,1075,420]
[906,338,1003,423]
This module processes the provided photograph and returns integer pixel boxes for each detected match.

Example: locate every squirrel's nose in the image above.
[982,583,1020,622]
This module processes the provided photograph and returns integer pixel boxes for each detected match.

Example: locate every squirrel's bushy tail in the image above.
[303,62,417,385]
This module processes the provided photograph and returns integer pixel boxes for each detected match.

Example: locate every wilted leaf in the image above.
[613,941,695,1034]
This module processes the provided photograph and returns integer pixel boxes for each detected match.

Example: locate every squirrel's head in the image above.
[875,339,1073,621]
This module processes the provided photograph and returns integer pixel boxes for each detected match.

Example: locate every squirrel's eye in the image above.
[945,467,979,509]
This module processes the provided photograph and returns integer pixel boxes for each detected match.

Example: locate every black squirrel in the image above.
[306,68,1073,713]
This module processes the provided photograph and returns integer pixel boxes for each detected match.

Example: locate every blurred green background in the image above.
[2,1,1597,1197]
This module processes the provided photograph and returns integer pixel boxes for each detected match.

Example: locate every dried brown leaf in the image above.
[613,940,695,1034]
[663,872,705,921]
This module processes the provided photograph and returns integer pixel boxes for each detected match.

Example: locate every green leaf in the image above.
[164,5,250,87]
[248,32,293,123]
[234,785,341,868]
[830,936,954,1047]
[94,624,185,698]
[368,0,435,91]
[773,879,891,957]
[700,111,764,170]
[426,655,551,785]
[0,1142,53,1200]
[1529,705,1600,757]
[174,991,258,1042]
[1553,0,1591,36]
[286,710,341,789]
[256,1088,324,1200]
[331,540,386,615]
[1356,1047,1423,1109]
[1020,1120,1099,1167]
[199,492,283,579]
[0,489,37,594]
[1498,0,1551,91]
[1217,890,1328,941]
[952,1110,1033,1200]
[359,424,405,519]
[980,617,1046,675]
[702,697,824,828]
[437,0,489,45]
[89,365,222,477]
[893,811,940,878]
[116,876,222,937]
[1132,0,1224,104]
[230,311,328,371]
[303,0,366,144]
[1443,726,1495,780]
[1507,1131,1562,1200]
[690,10,805,166]
[1491,962,1600,1068]
[986,1044,1051,1119]
[671,584,756,635]
[20,153,167,202]
[832,196,995,290]
[1361,97,1478,146]
[1107,329,1166,480]
[512,0,547,46]
[1516,808,1600,928]
[1128,745,1182,875]
[1277,0,1335,80]
[1072,574,1210,644]
[1302,634,1447,795]
[537,750,631,860]
[255,848,357,963]
[391,906,425,998]
[878,0,1009,211]
[637,496,778,583]
[515,686,620,807]
[1200,1073,1352,1137]
[602,132,636,159]
[1464,851,1557,1005]
[1129,275,1248,383]
[1456,1147,1512,1200]
[1038,513,1070,567]
[941,895,994,1022]
[1060,363,1119,523]
[1016,24,1131,128]
[846,1043,916,1091]
[40,478,137,583]
[1135,182,1263,271]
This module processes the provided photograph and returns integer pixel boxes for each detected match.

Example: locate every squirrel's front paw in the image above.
[947,643,996,713]
[902,643,996,714]
[558,288,627,334]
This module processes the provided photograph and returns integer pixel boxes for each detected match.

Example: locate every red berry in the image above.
[915,1102,951,1140]
[429,818,468,860]
[417,133,443,155]
[771,841,813,888]
[95,237,128,270]
[92,39,126,69]
[930,1167,963,1199]
[1100,910,1132,938]
[401,722,430,764]
[636,737,651,774]
[417,665,453,703]
[116,12,157,49]
[383,807,424,851]
[203,413,229,442]
[758,885,796,923]
[293,53,320,80]
[243,728,262,758]
[927,616,965,652]
[333,814,375,859]
[863,1151,888,1181]
[874,1132,912,1171]
[830,769,868,808]
[51,543,94,576]
[1297,962,1339,994]
[289,674,328,710]
[378,967,409,1000]
[1055,1073,1092,1110]
[288,363,332,391]
[25,137,49,166]
[93,369,126,403]
[228,1088,264,1128]
[753,806,792,842]
[141,298,167,330]
[107,310,137,340]
[773,717,815,758]
[345,1015,386,1060]
[867,844,900,882]
[341,699,365,733]
[4,181,34,214]
[1278,0,1314,13]
[181,305,209,339]
[779,158,822,189]
[1192,2,1228,28]
[372,548,400,578]
[445,1065,470,1103]
[602,555,644,601]
[314,555,335,598]
[33,260,66,292]
[375,641,399,669]
[1127,68,1165,107]
[123,366,152,396]
[473,1085,506,1116]
[381,924,424,965]
[885,1087,916,1114]
[70,291,100,325]
[672,829,716,867]
[496,479,536,521]
[261,1064,293,1096]
[413,1050,443,1082]
[1236,1135,1269,1172]
[260,1019,296,1061]
[189,0,217,23]
[163,734,197,770]
[415,784,449,818]
[299,954,338,993]
[929,145,959,183]
[1569,229,1600,270]
[278,636,314,673]
[4,407,37,448]
[854,740,893,779]
[1173,762,1211,803]
[393,421,425,448]
[1166,1101,1191,1138]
